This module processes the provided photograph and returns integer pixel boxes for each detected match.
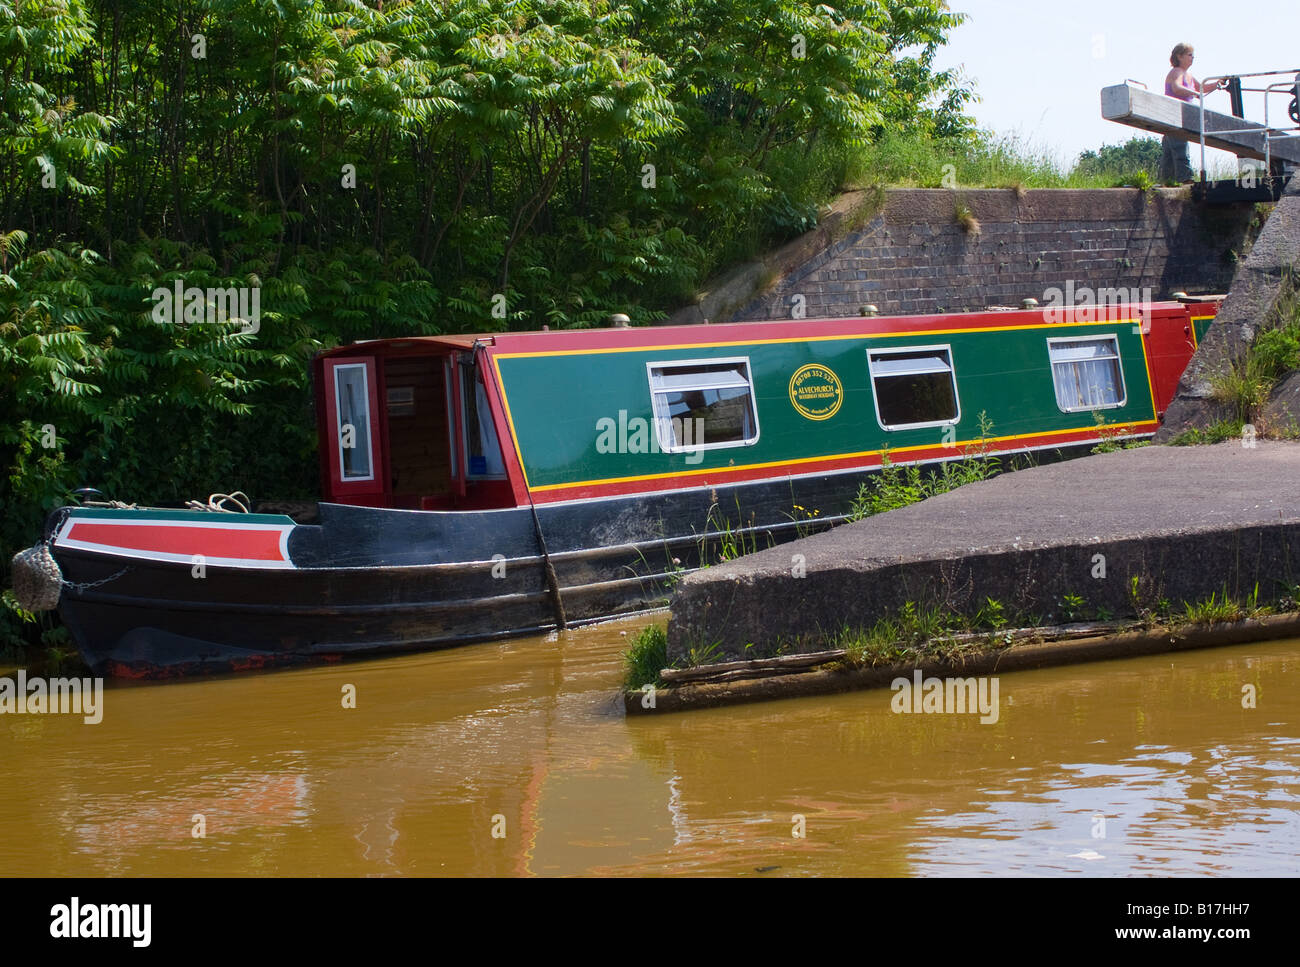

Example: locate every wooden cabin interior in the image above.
[315,343,517,511]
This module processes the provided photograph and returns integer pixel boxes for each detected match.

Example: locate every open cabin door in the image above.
[372,348,512,509]
[322,356,386,503]
[384,353,458,507]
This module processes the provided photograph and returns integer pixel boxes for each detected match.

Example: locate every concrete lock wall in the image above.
[664,188,1261,325]
[665,443,1300,664]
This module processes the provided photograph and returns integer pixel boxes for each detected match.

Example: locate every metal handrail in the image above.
[1192,68,1300,182]
[1211,68,1300,79]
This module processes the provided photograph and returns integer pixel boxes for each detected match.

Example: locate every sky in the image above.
[933,0,1300,172]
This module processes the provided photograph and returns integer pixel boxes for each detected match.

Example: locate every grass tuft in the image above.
[623,624,668,690]
[1167,420,1245,446]
[955,204,980,235]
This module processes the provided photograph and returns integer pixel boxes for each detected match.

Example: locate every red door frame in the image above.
[321,356,388,503]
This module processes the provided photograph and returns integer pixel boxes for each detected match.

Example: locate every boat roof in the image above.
[318,300,1219,359]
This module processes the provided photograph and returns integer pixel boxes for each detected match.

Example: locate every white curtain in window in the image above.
[1054,358,1121,408]
[1049,340,1122,409]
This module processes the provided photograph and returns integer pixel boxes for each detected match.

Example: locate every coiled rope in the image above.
[184,491,251,514]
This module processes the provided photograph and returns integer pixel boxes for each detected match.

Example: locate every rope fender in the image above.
[10,543,62,612]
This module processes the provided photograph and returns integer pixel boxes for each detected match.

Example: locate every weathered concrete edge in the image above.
[1156,174,1300,439]
[624,613,1300,715]
[666,519,1300,662]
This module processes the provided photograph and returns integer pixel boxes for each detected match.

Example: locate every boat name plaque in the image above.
[788,364,844,421]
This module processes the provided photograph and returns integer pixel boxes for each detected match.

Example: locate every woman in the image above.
[1161,43,1225,184]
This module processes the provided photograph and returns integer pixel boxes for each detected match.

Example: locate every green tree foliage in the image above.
[1075,136,1162,181]
[0,0,971,654]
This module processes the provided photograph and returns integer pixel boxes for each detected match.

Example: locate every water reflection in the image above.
[1,620,1296,876]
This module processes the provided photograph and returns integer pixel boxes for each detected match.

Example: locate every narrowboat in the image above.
[13,299,1220,677]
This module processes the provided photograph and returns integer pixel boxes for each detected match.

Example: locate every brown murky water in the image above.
[2,616,1298,876]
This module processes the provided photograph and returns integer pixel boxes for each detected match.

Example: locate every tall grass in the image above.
[842,129,1253,190]
[844,130,1152,190]
[847,412,1000,521]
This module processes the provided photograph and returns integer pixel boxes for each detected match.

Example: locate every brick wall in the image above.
[701,188,1258,323]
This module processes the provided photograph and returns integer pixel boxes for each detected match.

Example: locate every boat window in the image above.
[647,358,759,451]
[867,346,959,430]
[461,360,507,478]
[1047,336,1126,411]
[333,363,374,480]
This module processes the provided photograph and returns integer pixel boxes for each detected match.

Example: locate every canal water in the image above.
[2,616,1297,876]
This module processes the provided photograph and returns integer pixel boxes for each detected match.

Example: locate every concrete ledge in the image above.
[666,441,1300,663]
[1101,82,1300,164]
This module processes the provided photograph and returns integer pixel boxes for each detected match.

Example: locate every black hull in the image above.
[52,444,1095,677]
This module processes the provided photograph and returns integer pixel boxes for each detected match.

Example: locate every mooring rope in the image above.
[184,491,251,513]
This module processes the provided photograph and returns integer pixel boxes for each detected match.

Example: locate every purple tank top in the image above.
[1166,72,1196,101]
